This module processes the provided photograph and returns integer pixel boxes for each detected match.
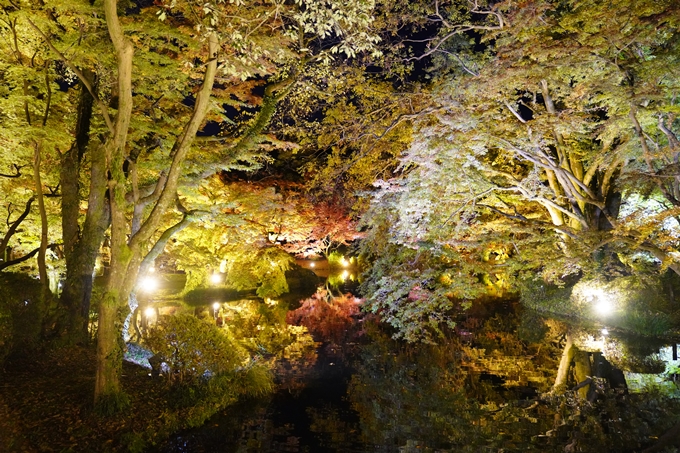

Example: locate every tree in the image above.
[31,0,384,409]
[358,0,680,339]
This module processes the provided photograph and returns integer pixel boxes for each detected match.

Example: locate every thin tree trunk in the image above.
[33,140,48,286]
[552,333,574,392]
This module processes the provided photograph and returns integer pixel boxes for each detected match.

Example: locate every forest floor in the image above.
[0,345,177,452]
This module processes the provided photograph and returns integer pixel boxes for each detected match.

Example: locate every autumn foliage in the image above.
[286,289,364,344]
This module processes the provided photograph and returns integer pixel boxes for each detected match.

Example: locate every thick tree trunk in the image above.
[60,74,107,342]
[573,349,592,400]
[94,0,135,408]
[94,252,130,403]
[94,0,218,408]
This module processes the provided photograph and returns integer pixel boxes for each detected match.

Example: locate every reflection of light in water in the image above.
[144,307,155,318]
[210,273,221,284]
[581,334,605,351]
[342,270,349,280]
[310,262,315,268]
[140,276,158,292]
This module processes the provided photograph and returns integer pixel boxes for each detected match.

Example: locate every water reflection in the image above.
[151,286,680,452]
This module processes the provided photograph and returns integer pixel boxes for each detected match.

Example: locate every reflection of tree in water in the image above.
[348,314,680,452]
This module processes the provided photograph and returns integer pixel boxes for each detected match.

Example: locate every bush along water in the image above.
[144,314,274,428]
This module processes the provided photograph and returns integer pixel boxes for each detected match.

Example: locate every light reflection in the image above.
[210,273,222,285]
[144,307,155,318]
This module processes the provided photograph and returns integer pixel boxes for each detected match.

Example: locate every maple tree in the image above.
[356,0,680,340]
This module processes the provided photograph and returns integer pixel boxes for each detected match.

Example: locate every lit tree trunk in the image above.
[552,333,574,392]
[60,74,108,342]
[32,140,48,286]
[94,0,135,407]
[573,349,592,400]
[94,0,219,408]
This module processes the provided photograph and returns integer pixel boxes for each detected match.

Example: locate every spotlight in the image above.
[140,276,158,292]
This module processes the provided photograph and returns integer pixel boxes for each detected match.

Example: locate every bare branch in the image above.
[477,203,580,239]
[0,164,25,178]
[1,196,34,255]
[0,243,59,271]
[504,101,527,123]
[405,0,504,62]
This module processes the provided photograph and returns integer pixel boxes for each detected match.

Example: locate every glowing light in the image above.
[601,328,609,336]
[212,302,221,311]
[140,276,158,292]
[594,298,614,315]
[265,298,278,306]
[583,287,605,302]
[341,270,349,280]
[210,273,222,285]
[340,258,349,268]
[309,262,315,268]
[144,307,155,318]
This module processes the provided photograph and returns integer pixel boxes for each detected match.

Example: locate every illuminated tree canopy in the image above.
[1,0,680,410]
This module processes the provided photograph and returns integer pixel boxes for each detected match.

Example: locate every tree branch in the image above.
[1,196,35,256]
[26,18,115,134]
[0,164,25,178]
[0,243,58,271]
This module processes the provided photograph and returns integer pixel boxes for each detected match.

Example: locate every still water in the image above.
[150,275,680,453]
[159,347,380,452]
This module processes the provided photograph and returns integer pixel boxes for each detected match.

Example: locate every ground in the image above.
[0,346,177,452]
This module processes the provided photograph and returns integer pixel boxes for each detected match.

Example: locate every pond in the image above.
[144,268,680,453]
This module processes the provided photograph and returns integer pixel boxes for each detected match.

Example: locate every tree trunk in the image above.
[59,74,107,342]
[573,349,592,400]
[32,140,48,286]
[94,251,130,406]
[552,333,574,392]
[94,0,135,408]
[94,0,218,408]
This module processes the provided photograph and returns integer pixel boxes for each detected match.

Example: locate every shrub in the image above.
[146,314,248,386]
[0,272,50,361]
